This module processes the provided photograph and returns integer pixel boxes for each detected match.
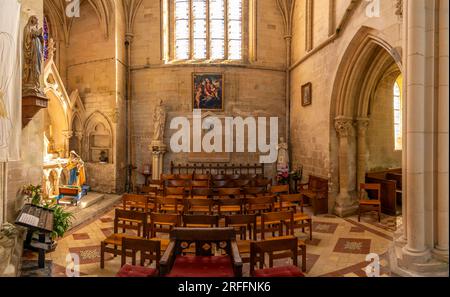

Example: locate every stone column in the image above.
[435,0,449,259]
[74,131,83,155]
[356,118,370,190]
[151,141,167,181]
[62,130,73,158]
[402,0,430,263]
[334,117,357,216]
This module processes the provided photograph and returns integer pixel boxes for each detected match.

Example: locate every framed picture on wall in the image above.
[301,82,312,107]
[193,73,224,111]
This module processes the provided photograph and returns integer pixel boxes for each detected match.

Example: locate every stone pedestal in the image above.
[151,141,167,181]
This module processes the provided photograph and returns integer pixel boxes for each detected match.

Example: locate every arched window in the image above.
[172,0,243,61]
[43,16,49,61]
[393,76,402,151]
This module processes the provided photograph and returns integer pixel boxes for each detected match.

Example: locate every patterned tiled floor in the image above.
[21,204,401,277]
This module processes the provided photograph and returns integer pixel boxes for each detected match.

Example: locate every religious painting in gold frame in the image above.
[192,73,224,111]
[301,82,312,107]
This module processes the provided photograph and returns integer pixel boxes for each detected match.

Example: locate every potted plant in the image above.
[21,184,74,249]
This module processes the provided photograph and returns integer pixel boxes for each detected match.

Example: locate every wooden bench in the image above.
[366,169,402,216]
[298,175,328,215]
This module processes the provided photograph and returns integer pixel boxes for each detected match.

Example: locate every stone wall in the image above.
[367,72,402,171]
[289,0,403,208]
[130,0,287,184]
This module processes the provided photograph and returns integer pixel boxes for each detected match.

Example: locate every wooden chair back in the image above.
[168,227,236,256]
[122,194,150,213]
[217,198,245,215]
[191,180,210,189]
[182,214,220,228]
[359,183,381,201]
[191,188,214,199]
[217,188,242,198]
[121,237,161,269]
[234,179,251,188]
[250,237,298,276]
[114,209,148,238]
[227,174,241,180]
[225,214,257,240]
[167,180,190,188]
[270,185,290,195]
[212,180,235,188]
[156,197,184,213]
[140,186,158,195]
[193,173,211,181]
[164,187,186,198]
[161,174,178,181]
[149,212,181,238]
[177,174,193,181]
[252,178,272,188]
[261,211,294,240]
[279,194,304,212]
[185,198,215,215]
[244,187,267,197]
[245,196,275,214]
[213,174,228,181]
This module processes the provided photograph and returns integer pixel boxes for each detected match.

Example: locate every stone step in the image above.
[79,193,105,209]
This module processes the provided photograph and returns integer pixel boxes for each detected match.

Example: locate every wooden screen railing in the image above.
[170,162,265,176]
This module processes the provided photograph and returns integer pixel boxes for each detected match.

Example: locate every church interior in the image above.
[0,0,448,278]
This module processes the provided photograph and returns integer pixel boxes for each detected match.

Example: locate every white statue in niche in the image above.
[152,99,166,142]
[277,137,289,171]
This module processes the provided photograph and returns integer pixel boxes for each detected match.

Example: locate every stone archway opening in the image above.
[329,27,403,218]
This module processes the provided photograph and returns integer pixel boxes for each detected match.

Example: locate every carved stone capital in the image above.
[356,118,370,137]
[61,130,73,139]
[335,117,354,138]
[394,0,403,17]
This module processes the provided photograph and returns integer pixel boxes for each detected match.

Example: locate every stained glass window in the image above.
[173,0,242,61]
[43,16,49,61]
[393,79,402,151]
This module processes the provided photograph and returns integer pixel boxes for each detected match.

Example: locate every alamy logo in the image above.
[365,0,381,18]
[170,110,279,164]
[365,253,380,277]
[65,0,80,18]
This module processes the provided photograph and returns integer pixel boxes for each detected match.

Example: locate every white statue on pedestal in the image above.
[152,99,166,143]
[277,137,289,171]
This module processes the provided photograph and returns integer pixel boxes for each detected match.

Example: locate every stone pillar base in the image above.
[334,192,359,217]
[389,238,449,276]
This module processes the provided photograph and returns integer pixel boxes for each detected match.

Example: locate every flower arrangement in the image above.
[276,169,290,185]
[21,184,73,239]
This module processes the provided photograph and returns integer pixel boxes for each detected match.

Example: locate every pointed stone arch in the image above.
[83,111,114,163]
[329,26,403,216]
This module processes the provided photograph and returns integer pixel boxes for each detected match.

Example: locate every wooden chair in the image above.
[358,183,382,222]
[193,173,211,181]
[160,228,243,277]
[234,179,251,188]
[227,174,242,180]
[279,194,312,240]
[298,175,329,215]
[225,214,257,263]
[100,209,147,269]
[260,211,307,272]
[244,187,267,198]
[185,198,215,215]
[190,188,214,199]
[212,180,235,188]
[245,196,275,215]
[164,186,186,199]
[167,179,190,189]
[252,178,272,189]
[182,214,220,228]
[190,180,210,189]
[122,194,150,213]
[156,197,184,214]
[149,212,181,252]
[177,174,193,181]
[116,237,161,277]
[213,174,228,181]
[217,198,244,216]
[216,188,242,199]
[139,185,158,196]
[250,237,304,277]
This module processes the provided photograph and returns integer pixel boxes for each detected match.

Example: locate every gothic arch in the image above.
[329,26,403,216]
[83,111,114,163]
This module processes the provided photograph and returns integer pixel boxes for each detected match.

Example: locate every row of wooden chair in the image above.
[161,173,266,182]
[115,230,303,277]
[101,209,309,273]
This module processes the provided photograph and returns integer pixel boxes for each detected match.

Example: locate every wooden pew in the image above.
[365,175,398,216]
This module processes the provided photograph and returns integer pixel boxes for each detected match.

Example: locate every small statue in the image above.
[277,137,289,171]
[152,99,166,142]
[99,150,109,163]
[23,16,44,97]
[66,151,86,187]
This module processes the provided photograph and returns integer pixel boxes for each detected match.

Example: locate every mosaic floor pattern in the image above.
[21,203,401,277]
